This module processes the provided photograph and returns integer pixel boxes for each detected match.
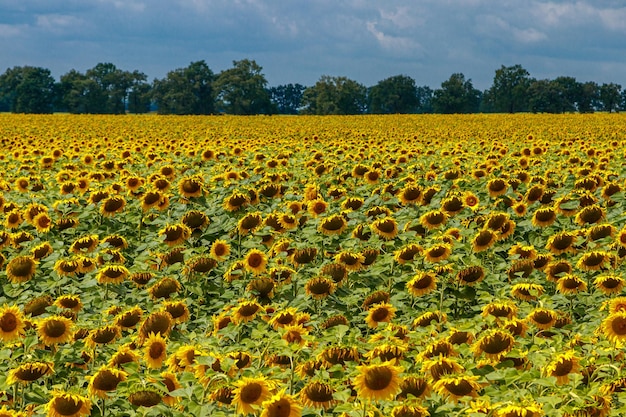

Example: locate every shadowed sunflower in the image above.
[433,375,482,403]
[299,381,336,410]
[54,295,82,312]
[471,329,515,361]
[406,272,437,296]
[457,266,485,286]
[482,302,517,320]
[495,403,543,417]
[441,195,464,215]
[556,274,587,295]
[159,223,191,246]
[109,345,140,368]
[544,260,572,282]
[232,300,264,324]
[370,217,399,240]
[531,207,557,227]
[178,175,203,198]
[238,212,263,235]
[526,308,558,330]
[87,366,127,398]
[148,277,181,299]
[413,311,446,328]
[354,361,403,401]
[575,204,605,226]
[161,301,189,325]
[595,275,625,295]
[96,265,129,285]
[7,361,53,385]
[510,283,544,301]
[394,244,422,264]
[335,250,365,271]
[423,243,452,263]
[0,305,25,342]
[223,191,250,212]
[471,230,497,253]
[87,325,120,348]
[391,404,430,417]
[232,376,274,415]
[419,209,448,230]
[546,231,577,255]
[6,255,37,284]
[138,311,172,343]
[577,251,609,271]
[45,391,91,417]
[319,214,347,236]
[100,195,126,217]
[305,276,336,300]
[37,315,74,346]
[396,375,430,400]
[544,351,580,385]
[244,249,268,275]
[128,388,162,407]
[33,212,53,233]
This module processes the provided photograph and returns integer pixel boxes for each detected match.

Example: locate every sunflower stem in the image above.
[361,399,368,417]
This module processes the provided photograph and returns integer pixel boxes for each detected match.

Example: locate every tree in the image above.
[527,79,568,113]
[368,75,419,114]
[551,76,580,112]
[0,66,55,113]
[488,64,533,113]
[432,73,481,114]
[577,81,599,113]
[301,75,367,115]
[416,86,434,113]
[152,61,215,115]
[269,84,305,114]
[214,59,272,115]
[85,63,129,114]
[598,83,622,113]
[127,70,152,114]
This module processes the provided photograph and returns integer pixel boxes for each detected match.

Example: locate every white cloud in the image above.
[35,13,84,32]
[366,21,425,56]
[0,23,25,38]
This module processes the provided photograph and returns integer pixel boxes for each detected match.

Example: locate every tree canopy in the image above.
[0,61,624,114]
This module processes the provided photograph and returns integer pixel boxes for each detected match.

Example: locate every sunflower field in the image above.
[1,113,626,417]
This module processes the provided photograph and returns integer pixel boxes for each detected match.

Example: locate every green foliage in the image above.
[301,75,367,115]
[152,60,215,115]
[214,59,272,115]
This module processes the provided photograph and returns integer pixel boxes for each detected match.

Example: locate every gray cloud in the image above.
[0,0,624,90]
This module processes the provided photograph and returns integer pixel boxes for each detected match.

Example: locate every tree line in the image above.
[0,60,624,115]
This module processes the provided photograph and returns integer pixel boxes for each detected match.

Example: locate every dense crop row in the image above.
[1,113,626,416]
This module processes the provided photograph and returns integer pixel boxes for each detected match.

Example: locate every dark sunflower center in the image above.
[182,180,201,193]
[612,317,626,335]
[53,397,83,415]
[10,258,35,277]
[240,383,262,403]
[44,320,67,338]
[92,328,117,344]
[481,333,512,354]
[247,254,263,268]
[305,383,333,402]
[94,371,122,391]
[371,307,390,322]
[267,398,291,417]
[239,304,260,317]
[445,379,474,396]
[376,220,396,233]
[16,365,48,381]
[104,198,124,212]
[553,360,574,377]
[0,313,17,332]
[364,366,393,390]
[322,217,345,231]
[144,192,160,205]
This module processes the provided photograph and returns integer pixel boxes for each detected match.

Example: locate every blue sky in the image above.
[1,0,625,90]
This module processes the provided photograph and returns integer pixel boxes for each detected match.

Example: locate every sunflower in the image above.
[96,265,129,285]
[595,275,625,295]
[531,207,557,227]
[396,375,430,400]
[5,255,37,284]
[406,272,437,297]
[601,311,626,344]
[269,307,299,329]
[526,308,558,330]
[158,223,191,246]
[244,249,268,275]
[238,212,263,235]
[556,274,587,295]
[109,345,140,368]
[510,283,544,301]
[390,404,430,417]
[587,223,616,242]
[423,243,452,263]
[161,300,190,324]
[370,217,399,240]
[304,276,336,300]
[456,266,485,286]
[299,381,336,410]
[335,250,365,271]
[178,175,203,198]
[113,306,143,330]
[282,325,309,347]
[575,204,605,225]
[45,391,91,417]
[232,300,264,324]
[140,190,162,211]
[0,305,25,343]
[394,244,422,264]
[441,195,464,215]
[318,214,347,236]
[4,210,22,230]
[7,361,53,385]
[433,374,482,403]
[353,361,403,401]
[307,199,328,217]
[33,212,53,233]
[69,235,99,254]
[87,366,127,398]
[544,260,572,282]
[54,295,82,312]
[577,251,609,271]
[144,332,168,369]
[482,302,517,320]
[397,184,422,205]
[545,231,577,255]
[128,388,162,407]
[258,389,302,417]
[365,303,396,328]
[37,315,74,346]
[232,376,274,415]
[471,230,497,252]
[148,277,181,299]
[544,351,580,385]
[138,311,172,343]
[421,356,464,381]
[495,403,543,417]
[100,195,126,217]
[471,329,515,361]
[417,339,456,361]
[87,325,120,348]
[210,239,231,261]
[412,311,446,328]
[462,191,480,210]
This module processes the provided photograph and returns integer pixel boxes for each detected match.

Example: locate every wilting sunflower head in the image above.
[319,214,348,236]
[526,308,558,330]
[543,351,580,385]
[433,374,482,403]
[87,365,127,398]
[471,329,515,362]
[5,255,37,284]
[406,272,437,297]
[299,381,336,410]
[7,361,53,385]
[45,390,91,417]
[595,275,625,295]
